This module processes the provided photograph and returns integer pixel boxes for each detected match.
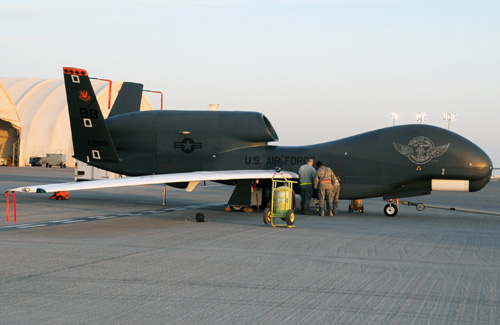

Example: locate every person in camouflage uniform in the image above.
[314,161,337,216]
[332,177,340,215]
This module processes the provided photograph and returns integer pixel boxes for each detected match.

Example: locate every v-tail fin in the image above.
[63,67,120,164]
[108,82,144,117]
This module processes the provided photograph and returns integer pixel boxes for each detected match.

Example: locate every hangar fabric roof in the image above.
[0,77,153,167]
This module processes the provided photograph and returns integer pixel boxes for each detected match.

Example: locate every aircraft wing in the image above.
[9,170,298,194]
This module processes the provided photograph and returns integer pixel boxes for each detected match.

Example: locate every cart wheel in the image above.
[285,209,295,225]
[384,203,398,217]
[263,208,271,225]
[360,206,364,213]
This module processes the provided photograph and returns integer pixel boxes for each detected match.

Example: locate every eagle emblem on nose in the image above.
[393,136,450,164]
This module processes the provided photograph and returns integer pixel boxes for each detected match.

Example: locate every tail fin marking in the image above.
[63,67,120,164]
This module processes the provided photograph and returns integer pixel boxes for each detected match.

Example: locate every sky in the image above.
[2,0,499,170]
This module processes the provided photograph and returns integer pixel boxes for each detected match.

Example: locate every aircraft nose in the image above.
[469,144,493,178]
[465,142,493,191]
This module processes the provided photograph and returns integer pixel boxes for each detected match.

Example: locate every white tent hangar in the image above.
[0,77,153,167]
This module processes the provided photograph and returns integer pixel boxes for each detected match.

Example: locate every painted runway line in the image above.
[0,202,225,231]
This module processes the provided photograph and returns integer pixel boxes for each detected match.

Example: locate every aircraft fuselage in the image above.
[97,111,492,200]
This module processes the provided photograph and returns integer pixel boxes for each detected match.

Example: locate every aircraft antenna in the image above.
[143,90,164,110]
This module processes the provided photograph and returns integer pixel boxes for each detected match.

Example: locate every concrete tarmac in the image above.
[1,166,499,324]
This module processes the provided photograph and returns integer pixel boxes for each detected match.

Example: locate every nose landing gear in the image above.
[384,199,399,217]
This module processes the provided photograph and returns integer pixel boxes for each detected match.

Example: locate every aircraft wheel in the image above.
[416,203,425,211]
[285,209,295,225]
[195,213,205,222]
[263,208,271,225]
[384,203,398,217]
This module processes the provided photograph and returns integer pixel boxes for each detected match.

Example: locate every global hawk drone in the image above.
[8,67,493,217]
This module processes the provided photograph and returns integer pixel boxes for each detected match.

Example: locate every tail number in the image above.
[80,108,99,128]
[80,108,99,119]
[88,140,109,147]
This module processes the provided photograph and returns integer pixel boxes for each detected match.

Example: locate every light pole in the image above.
[416,112,427,124]
[389,112,399,126]
[443,112,457,130]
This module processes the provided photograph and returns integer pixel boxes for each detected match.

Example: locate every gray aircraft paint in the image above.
[62,67,493,204]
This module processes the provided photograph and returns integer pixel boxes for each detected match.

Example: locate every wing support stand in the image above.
[5,191,17,222]
[162,184,166,206]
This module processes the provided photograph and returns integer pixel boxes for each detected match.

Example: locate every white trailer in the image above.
[42,153,66,168]
[74,161,122,181]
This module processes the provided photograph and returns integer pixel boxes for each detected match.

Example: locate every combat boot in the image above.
[333,208,337,216]
[320,209,325,216]
[329,210,333,216]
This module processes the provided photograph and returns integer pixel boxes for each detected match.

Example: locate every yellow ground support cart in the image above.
[262,169,297,228]
[348,199,364,213]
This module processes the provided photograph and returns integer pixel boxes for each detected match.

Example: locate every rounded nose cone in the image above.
[467,142,493,192]
[440,126,493,191]
[470,144,493,179]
